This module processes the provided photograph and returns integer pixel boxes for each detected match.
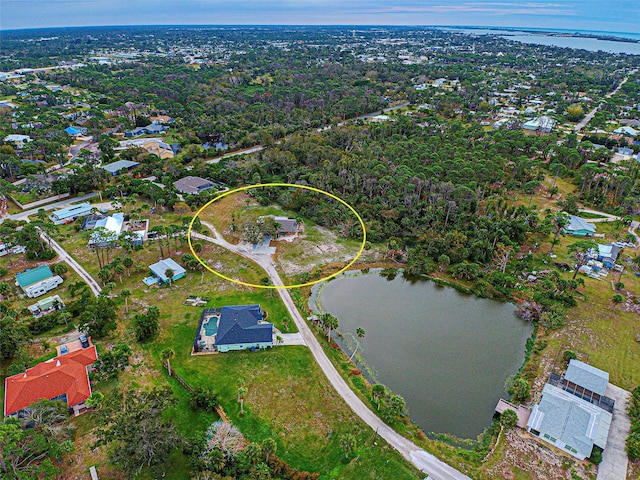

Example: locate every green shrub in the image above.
[562,350,577,365]
[589,445,603,464]
[612,293,624,304]
[189,387,219,412]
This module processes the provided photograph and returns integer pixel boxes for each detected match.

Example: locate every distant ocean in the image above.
[440,26,640,55]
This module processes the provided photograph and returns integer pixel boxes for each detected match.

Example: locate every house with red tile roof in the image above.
[4,345,97,418]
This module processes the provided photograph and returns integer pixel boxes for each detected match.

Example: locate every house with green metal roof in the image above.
[28,294,64,317]
[16,265,64,298]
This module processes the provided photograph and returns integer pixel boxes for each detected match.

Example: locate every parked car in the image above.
[79,334,89,348]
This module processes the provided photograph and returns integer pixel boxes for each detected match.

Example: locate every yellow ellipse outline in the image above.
[187,183,367,289]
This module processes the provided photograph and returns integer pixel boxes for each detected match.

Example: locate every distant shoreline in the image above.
[441,26,640,44]
[1,24,639,45]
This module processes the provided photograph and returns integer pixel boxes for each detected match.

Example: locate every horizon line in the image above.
[1,24,638,38]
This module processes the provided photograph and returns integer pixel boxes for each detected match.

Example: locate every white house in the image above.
[3,134,32,149]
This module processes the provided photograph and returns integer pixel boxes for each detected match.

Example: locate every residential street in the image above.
[192,224,471,480]
[42,232,102,296]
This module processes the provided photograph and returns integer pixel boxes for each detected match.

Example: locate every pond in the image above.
[311,270,533,439]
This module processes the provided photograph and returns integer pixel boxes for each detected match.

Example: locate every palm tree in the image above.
[121,289,131,314]
[114,263,125,283]
[194,259,207,285]
[238,385,248,416]
[164,268,175,287]
[261,437,277,463]
[161,348,175,376]
[549,213,569,254]
[97,267,113,285]
[0,282,10,300]
[322,313,339,342]
[371,384,387,410]
[123,256,133,276]
[348,327,366,362]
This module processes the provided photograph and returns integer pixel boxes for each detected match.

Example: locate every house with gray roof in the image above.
[527,383,612,460]
[173,176,217,195]
[148,258,186,285]
[527,360,614,460]
[100,159,140,176]
[272,216,299,238]
[563,215,596,237]
[195,304,273,353]
[564,360,609,396]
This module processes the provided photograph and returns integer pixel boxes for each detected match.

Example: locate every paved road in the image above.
[575,68,637,132]
[192,224,471,480]
[39,230,102,296]
[597,384,631,480]
[577,209,620,223]
[4,193,107,297]
[205,102,411,164]
[2,192,99,222]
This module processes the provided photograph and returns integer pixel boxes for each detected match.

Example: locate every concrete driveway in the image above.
[597,383,632,480]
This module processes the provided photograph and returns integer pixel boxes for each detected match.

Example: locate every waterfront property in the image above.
[4,343,97,417]
[563,215,596,237]
[193,305,273,353]
[15,265,64,298]
[49,202,93,225]
[526,360,614,460]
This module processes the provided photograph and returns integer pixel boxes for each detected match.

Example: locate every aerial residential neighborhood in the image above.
[0,15,639,480]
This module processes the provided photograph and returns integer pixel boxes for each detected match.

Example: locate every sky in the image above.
[1,0,637,34]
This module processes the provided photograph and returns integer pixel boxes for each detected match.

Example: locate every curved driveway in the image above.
[192,224,471,480]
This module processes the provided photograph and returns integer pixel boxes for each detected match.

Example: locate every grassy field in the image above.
[35,205,422,478]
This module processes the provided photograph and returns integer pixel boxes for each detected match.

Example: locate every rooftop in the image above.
[100,159,140,174]
[215,304,272,346]
[565,215,596,233]
[564,359,609,396]
[149,258,186,282]
[173,175,217,195]
[4,345,97,416]
[527,383,612,458]
[16,265,53,288]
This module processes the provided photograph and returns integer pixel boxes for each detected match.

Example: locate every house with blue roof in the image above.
[194,305,273,353]
[65,126,88,136]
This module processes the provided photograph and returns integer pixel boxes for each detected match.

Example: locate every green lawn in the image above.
[149,319,420,479]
